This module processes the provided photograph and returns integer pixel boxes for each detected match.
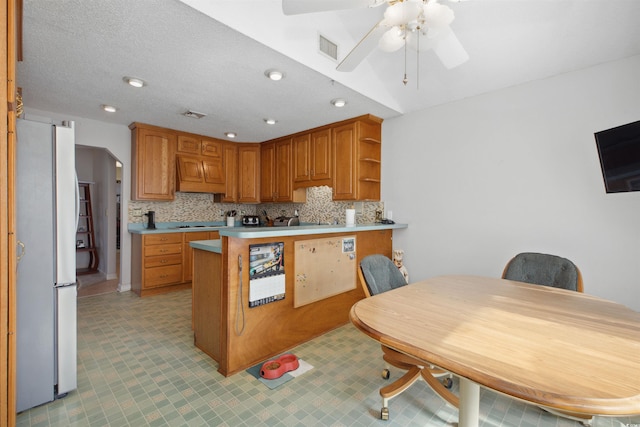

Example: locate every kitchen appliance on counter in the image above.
[273,216,300,227]
[16,117,78,412]
[242,215,261,227]
[144,210,156,229]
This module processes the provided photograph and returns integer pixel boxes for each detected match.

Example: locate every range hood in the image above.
[176,155,225,194]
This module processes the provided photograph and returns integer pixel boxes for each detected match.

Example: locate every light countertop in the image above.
[184,222,408,254]
[129,222,407,237]
[189,239,222,254]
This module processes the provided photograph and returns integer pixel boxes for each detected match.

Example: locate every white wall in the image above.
[26,108,132,291]
[382,55,640,311]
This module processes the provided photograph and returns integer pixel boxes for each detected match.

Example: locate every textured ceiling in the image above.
[17,0,640,143]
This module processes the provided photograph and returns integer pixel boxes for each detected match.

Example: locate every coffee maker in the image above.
[144,210,156,229]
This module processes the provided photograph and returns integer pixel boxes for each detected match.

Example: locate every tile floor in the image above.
[16,290,637,427]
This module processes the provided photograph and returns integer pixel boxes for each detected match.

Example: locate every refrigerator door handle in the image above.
[16,240,25,262]
[74,172,80,232]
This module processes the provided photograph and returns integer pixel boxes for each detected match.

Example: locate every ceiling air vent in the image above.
[318,34,338,61]
[183,110,206,119]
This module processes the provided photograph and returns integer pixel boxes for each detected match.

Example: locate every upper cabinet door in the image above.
[274,139,292,202]
[131,124,177,201]
[293,128,331,188]
[293,133,311,183]
[177,135,201,154]
[260,142,275,202]
[220,142,238,203]
[332,122,357,201]
[311,128,331,182]
[238,144,261,203]
[201,140,224,186]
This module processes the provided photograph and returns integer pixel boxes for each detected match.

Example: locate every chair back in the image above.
[359,255,408,297]
[502,252,583,292]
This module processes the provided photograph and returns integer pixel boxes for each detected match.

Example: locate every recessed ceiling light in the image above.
[124,77,145,88]
[225,132,237,139]
[264,69,285,81]
[264,118,277,125]
[331,98,347,107]
[102,104,117,113]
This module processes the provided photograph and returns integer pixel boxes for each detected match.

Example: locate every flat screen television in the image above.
[595,119,640,193]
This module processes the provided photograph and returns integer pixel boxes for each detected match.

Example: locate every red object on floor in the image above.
[260,354,300,379]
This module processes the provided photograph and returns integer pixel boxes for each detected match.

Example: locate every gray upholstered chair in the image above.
[502,252,583,292]
[502,252,592,425]
[358,255,457,420]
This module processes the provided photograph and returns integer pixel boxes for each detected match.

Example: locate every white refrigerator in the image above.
[16,117,78,412]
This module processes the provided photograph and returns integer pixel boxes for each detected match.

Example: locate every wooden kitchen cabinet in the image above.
[130,123,177,201]
[237,144,261,203]
[132,230,220,297]
[176,134,225,193]
[293,128,331,188]
[214,142,258,204]
[261,138,306,203]
[131,233,187,297]
[332,115,382,201]
[215,142,238,203]
[260,141,275,201]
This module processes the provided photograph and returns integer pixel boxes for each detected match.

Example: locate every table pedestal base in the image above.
[459,378,480,427]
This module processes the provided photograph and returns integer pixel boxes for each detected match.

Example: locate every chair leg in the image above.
[379,366,422,420]
[420,368,460,408]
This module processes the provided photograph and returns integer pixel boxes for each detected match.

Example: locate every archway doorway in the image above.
[75,146,122,297]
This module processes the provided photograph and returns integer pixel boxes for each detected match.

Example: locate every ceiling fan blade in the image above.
[282,0,379,15]
[432,26,469,69]
[337,21,388,72]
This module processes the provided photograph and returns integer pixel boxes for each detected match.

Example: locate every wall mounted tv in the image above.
[595,119,640,193]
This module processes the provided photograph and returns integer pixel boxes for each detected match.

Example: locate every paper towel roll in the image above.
[346,209,356,226]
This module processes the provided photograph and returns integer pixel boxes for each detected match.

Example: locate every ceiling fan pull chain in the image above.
[403,28,408,86]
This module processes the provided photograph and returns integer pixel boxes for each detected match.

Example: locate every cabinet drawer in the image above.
[184,231,210,242]
[144,265,183,288]
[144,243,182,257]
[144,253,182,268]
[144,234,182,246]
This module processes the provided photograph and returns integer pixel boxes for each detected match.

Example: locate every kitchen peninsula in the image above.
[189,223,407,376]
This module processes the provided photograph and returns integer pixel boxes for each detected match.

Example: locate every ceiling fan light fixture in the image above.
[423,2,454,30]
[265,69,285,81]
[379,26,405,52]
[384,1,421,27]
[331,98,347,108]
[124,77,145,88]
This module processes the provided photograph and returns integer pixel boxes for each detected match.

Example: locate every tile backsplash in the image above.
[128,186,383,225]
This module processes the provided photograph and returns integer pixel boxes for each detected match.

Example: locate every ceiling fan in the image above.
[282,0,469,84]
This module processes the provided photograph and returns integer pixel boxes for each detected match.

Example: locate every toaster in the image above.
[242,215,260,226]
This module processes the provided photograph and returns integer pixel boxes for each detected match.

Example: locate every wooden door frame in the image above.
[2,0,18,425]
